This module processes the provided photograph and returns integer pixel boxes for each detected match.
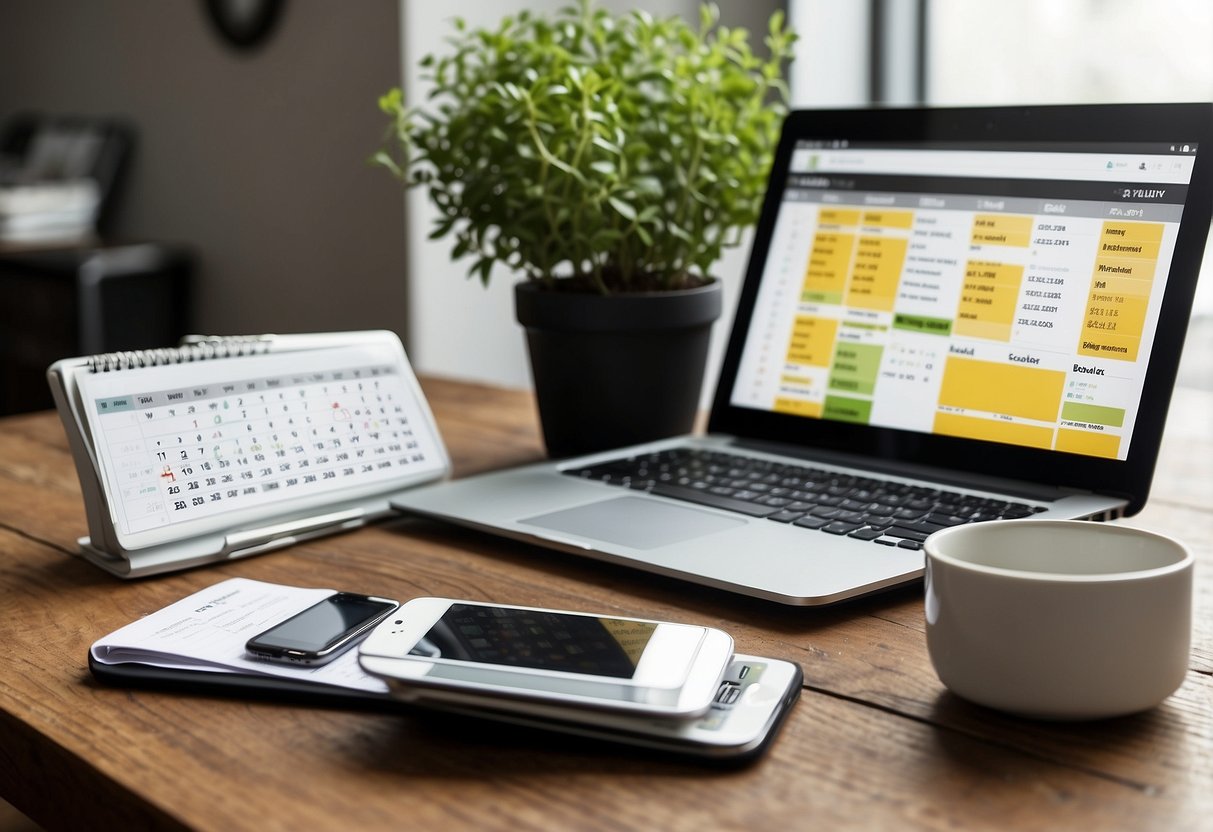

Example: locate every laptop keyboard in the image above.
[563,447,1045,551]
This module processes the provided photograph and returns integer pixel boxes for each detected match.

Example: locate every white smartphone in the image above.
[398,655,803,763]
[358,598,734,718]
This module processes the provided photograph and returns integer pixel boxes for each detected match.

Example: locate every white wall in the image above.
[788,0,870,107]
[399,1,782,394]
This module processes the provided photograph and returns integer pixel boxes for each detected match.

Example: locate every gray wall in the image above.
[0,0,406,338]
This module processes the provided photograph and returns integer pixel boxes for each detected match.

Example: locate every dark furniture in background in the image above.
[0,112,193,415]
[0,243,192,415]
[0,112,134,236]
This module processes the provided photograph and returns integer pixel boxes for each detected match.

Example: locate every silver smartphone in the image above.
[358,597,735,718]
[404,655,803,762]
[246,592,399,666]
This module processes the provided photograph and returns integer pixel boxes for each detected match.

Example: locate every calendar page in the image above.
[76,343,446,545]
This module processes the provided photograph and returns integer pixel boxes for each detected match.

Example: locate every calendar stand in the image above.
[48,331,450,577]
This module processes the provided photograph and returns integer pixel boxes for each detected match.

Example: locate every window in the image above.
[927,0,1213,317]
[928,0,1213,107]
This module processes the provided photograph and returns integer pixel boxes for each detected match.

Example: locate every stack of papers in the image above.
[90,578,389,694]
[0,179,100,242]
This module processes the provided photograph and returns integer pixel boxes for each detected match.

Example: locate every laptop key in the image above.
[891,519,949,535]
[924,513,969,527]
[883,527,930,542]
[759,496,793,508]
[650,483,782,517]
[767,510,807,523]
[848,527,885,541]
[792,516,830,530]
[1002,506,1044,518]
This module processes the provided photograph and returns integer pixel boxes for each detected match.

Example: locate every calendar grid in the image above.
[87,360,440,537]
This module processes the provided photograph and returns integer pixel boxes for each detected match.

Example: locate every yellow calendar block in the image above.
[933,412,1054,450]
[1055,427,1121,459]
[774,397,823,418]
[818,208,861,226]
[803,232,854,303]
[970,214,1032,247]
[1081,291,1148,336]
[1091,256,1157,282]
[861,210,914,229]
[1098,236,1162,259]
[953,260,1024,342]
[786,315,839,367]
[1078,222,1162,363]
[938,356,1065,423]
[1098,221,1164,262]
[1087,276,1154,303]
[846,236,906,312]
[1101,221,1164,242]
[1077,328,1144,361]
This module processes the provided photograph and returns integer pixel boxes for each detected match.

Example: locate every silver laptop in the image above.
[394,104,1213,605]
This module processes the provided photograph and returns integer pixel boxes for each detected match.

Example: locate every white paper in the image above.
[90,577,390,693]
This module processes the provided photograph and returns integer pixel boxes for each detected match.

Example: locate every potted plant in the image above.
[377,1,795,457]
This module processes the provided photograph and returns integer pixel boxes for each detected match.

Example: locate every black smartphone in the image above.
[245,592,398,666]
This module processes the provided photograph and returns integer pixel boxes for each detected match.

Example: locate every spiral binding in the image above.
[86,336,273,373]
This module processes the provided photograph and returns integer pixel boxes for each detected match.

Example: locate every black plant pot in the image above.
[515,279,723,458]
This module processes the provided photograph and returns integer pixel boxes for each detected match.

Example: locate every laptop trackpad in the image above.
[520,496,745,551]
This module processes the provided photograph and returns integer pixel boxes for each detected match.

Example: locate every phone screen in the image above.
[408,604,658,679]
[252,594,397,652]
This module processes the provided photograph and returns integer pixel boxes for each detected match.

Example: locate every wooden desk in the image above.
[1,377,1210,831]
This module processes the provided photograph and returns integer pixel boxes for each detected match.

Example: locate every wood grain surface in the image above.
[0,377,1209,831]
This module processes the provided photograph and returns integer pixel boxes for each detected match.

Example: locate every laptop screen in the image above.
[712,105,1213,510]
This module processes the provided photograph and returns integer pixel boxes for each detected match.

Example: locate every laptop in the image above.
[393,103,1213,605]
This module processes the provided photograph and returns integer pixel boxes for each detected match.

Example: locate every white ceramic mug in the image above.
[924,519,1193,720]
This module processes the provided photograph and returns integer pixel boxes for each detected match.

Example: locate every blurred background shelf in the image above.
[0,241,192,415]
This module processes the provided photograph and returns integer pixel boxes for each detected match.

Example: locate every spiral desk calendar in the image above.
[47,331,450,577]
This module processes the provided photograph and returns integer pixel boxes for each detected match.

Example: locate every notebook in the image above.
[47,330,449,577]
[392,103,1213,605]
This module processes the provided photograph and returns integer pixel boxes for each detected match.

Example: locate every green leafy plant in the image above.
[376,1,795,294]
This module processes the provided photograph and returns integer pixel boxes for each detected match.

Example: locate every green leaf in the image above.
[667,222,693,243]
[608,196,636,222]
[630,176,663,197]
[591,136,621,155]
[428,217,457,240]
[471,257,494,286]
[590,159,616,177]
